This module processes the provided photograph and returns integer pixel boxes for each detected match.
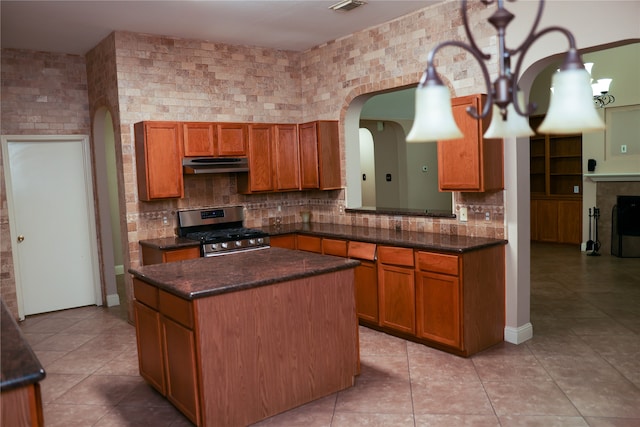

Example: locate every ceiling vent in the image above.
[329,0,366,12]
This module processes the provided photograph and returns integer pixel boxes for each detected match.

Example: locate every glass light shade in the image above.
[483,92,535,138]
[593,78,612,94]
[406,84,463,142]
[538,68,605,134]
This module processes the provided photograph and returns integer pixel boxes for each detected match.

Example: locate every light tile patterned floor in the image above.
[19,243,640,426]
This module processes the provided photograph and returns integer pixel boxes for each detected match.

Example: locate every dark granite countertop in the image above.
[129,247,360,300]
[138,236,199,250]
[1,300,46,391]
[262,223,506,253]
[138,222,506,254]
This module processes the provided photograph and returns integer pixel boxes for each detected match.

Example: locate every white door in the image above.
[2,135,101,317]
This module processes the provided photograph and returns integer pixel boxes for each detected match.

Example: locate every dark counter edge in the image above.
[1,300,46,391]
[346,207,456,219]
[128,256,361,300]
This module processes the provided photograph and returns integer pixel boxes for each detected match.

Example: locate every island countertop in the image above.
[129,246,359,300]
[1,300,46,391]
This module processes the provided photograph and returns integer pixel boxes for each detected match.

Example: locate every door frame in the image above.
[1,134,102,319]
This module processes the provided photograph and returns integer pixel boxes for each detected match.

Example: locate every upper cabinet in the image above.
[134,121,184,201]
[217,123,248,157]
[183,122,216,156]
[437,94,503,192]
[299,121,341,190]
[273,124,300,191]
[182,122,247,157]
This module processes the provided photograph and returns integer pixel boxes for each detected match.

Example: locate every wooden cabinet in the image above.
[273,124,300,191]
[377,246,415,335]
[297,234,322,253]
[183,122,215,156]
[269,234,296,250]
[299,121,341,190]
[140,245,200,266]
[322,238,348,257]
[529,115,582,245]
[216,123,247,156]
[531,198,581,244]
[238,124,274,193]
[437,94,503,192]
[133,279,200,426]
[415,252,461,348]
[348,241,378,324]
[134,121,184,201]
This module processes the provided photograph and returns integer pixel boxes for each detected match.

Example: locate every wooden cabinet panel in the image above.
[162,316,200,426]
[354,260,378,324]
[437,94,503,192]
[530,199,539,241]
[415,271,461,348]
[273,124,300,191]
[159,290,194,329]
[1,384,44,427]
[536,199,559,242]
[377,246,414,267]
[133,278,159,309]
[377,263,415,334]
[415,251,459,276]
[183,122,215,156]
[239,124,274,193]
[322,238,347,257]
[141,246,200,266]
[348,241,376,261]
[134,121,184,200]
[269,234,296,249]
[134,301,166,394]
[297,234,322,253]
[558,200,582,244]
[299,122,320,189]
[299,121,341,190]
[216,123,247,156]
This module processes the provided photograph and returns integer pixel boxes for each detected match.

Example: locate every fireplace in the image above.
[611,195,640,257]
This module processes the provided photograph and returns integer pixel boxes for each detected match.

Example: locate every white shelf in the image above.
[584,173,640,182]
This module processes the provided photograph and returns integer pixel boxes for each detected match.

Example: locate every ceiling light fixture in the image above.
[407,0,605,142]
[329,0,366,12]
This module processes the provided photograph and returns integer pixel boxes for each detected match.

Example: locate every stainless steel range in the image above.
[177,206,270,257]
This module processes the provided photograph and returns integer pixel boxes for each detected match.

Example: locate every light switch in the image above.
[459,207,468,222]
[621,145,627,154]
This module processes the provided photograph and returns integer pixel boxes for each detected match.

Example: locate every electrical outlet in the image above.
[621,144,627,154]
[162,216,169,225]
[485,212,491,221]
[459,207,468,222]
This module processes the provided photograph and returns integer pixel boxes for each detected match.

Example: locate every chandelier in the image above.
[407,0,605,142]
[585,63,615,108]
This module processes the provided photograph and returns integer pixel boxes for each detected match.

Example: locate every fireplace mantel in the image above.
[585,173,640,182]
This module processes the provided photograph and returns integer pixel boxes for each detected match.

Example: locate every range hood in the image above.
[183,157,249,174]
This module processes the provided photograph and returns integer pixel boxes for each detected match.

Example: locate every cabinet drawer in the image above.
[348,241,376,261]
[416,251,459,276]
[133,278,159,310]
[322,238,347,257]
[163,247,200,263]
[378,246,414,267]
[297,234,322,253]
[159,290,194,329]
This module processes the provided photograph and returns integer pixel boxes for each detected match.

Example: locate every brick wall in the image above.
[0,49,90,318]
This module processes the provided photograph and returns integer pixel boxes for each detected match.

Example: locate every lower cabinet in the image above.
[133,279,201,426]
[297,234,322,253]
[531,198,582,244]
[140,245,200,266]
[269,234,297,250]
[348,242,378,324]
[377,246,415,335]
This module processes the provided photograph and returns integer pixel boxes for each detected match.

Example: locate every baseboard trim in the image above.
[114,264,124,275]
[106,293,120,307]
[504,323,533,344]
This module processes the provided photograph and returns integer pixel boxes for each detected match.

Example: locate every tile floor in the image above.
[19,242,640,426]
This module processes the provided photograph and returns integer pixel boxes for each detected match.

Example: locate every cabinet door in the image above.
[162,316,200,426]
[437,94,503,192]
[297,234,322,253]
[245,124,274,192]
[535,199,558,242]
[299,122,320,189]
[269,234,297,249]
[163,247,201,263]
[377,263,415,334]
[216,123,247,156]
[273,124,300,190]
[354,260,378,324]
[316,121,341,190]
[183,122,215,156]
[134,122,184,200]
[415,271,461,349]
[134,301,166,394]
[322,238,347,257]
[558,200,582,244]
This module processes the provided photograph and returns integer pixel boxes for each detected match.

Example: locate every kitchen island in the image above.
[129,247,360,427]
